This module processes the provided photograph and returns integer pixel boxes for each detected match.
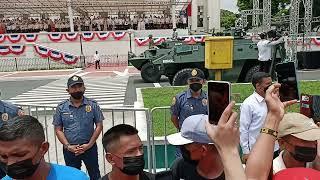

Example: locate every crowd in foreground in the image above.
[0,73,319,180]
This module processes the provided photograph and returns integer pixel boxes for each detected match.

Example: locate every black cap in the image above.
[67,75,84,88]
[188,69,205,81]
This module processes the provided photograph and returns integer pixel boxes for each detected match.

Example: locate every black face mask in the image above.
[0,158,41,179]
[120,155,145,175]
[190,83,202,92]
[70,91,84,100]
[264,85,271,93]
[180,146,199,166]
[289,146,317,162]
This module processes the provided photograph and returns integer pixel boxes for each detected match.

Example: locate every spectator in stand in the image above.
[1,14,177,34]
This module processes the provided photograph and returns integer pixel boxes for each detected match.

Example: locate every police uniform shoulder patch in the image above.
[86,105,92,112]
[172,97,176,105]
[72,76,79,81]
[191,69,198,77]
[202,99,208,106]
[1,113,9,121]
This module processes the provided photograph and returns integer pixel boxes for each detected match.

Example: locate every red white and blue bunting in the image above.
[0,45,25,55]
[7,34,22,43]
[65,32,78,41]
[48,33,64,42]
[23,34,38,42]
[111,31,127,40]
[134,37,152,46]
[9,45,26,55]
[82,32,95,41]
[0,34,6,43]
[0,31,127,43]
[33,44,79,65]
[96,32,111,40]
[0,46,10,55]
[134,36,206,46]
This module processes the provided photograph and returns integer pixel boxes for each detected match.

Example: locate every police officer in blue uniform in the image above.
[171,69,208,129]
[53,75,104,180]
[0,99,24,178]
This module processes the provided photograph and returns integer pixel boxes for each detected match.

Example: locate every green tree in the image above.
[237,0,289,16]
[221,9,237,29]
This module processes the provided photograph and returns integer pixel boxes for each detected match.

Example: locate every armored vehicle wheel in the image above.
[141,62,161,83]
[172,68,204,86]
[244,65,260,82]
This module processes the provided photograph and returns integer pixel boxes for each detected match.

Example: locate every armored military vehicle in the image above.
[129,32,286,86]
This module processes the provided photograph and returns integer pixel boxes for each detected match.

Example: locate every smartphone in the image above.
[275,62,300,102]
[208,81,231,125]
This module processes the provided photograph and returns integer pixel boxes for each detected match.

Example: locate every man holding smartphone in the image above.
[239,72,280,163]
[171,69,208,129]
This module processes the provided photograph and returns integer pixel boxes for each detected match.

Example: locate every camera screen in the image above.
[208,82,230,125]
[276,62,299,102]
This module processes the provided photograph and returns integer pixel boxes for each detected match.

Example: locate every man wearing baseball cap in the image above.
[53,75,104,180]
[167,114,225,180]
[274,112,320,173]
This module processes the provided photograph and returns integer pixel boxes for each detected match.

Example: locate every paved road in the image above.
[7,76,128,108]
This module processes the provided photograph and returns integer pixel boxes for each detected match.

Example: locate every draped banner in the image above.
[33,44,79,65]
[23,34,38,42]
[0,31,128,43]
[0,46,10,55]
[48,33,63,42]
[7,34,22,43]
[111,31,127,40]
[0,45,25,55]
[0,34,6,43]
[96,32,111,40]
[134,36,206,46]
[9,45,26,55]
[82,32,95,41]
[65,32,78,41]
[311,38,320,46]
[134,37,151,46]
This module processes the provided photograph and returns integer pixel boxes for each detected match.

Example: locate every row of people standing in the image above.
[0,14,188,34]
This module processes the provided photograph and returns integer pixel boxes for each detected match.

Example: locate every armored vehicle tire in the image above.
[244,65,260,82]
[141,62,161,83]
[172,68,204,86]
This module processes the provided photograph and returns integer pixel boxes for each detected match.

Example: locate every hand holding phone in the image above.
[208,81,231,124]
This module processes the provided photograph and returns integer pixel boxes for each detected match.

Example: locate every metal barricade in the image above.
[0,57,82,72]
[85,54,128,68]
[150,106,177,173]
[16,104,153,175]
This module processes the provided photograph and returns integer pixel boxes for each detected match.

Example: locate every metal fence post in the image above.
[14,58,18,71]
[47,57,51,70]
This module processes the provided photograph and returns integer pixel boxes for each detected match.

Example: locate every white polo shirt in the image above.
[273,151,313,174]
[257,37,284,61]
[240,91,280,154]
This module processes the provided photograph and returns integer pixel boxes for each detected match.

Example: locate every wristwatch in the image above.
[260,128,278,138]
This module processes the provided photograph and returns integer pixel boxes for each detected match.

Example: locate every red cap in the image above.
[273,168,320,180]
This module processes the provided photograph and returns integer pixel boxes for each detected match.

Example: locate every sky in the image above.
[221,0,239,13]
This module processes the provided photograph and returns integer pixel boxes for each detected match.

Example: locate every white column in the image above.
[67,0,74,32]
[208,0,221,32]
[191,0,198,31]
[172,0,177,29]
[203,0,209,32]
